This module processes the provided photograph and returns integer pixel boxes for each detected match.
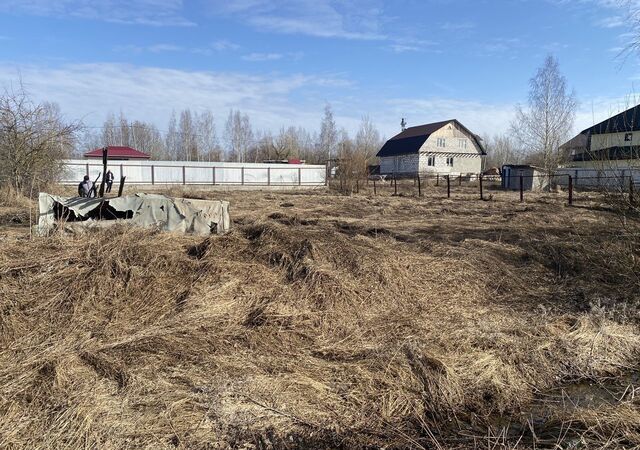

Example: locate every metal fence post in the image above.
[182,166,186,185]
[373,179,377,196]
[459,174,462,186]
[446,175,451,198]
[85,163,90,177]
[151,165,155,185]
[479,174,484,200]
[212,167,216,185]
[436,174,440,186]
[630,176,634,204]
[568,175,573,206]
[298,167,302,186]
[394,175,398,195]
[519,175,524,202]
[417,174,422,197]
[267,167,271,186]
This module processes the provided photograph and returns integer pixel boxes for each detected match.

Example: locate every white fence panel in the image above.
[60,160,326,187]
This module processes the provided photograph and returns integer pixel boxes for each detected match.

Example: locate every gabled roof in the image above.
[83,146,151,159]
[581,103,640,135]
[376,119,486,157]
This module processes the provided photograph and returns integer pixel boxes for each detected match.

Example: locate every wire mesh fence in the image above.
[330,173,639,208]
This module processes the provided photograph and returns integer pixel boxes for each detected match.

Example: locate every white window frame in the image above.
[458,139,467,149]
[446,157,454,167]
[427,155,435,167]
[437,138,446,148]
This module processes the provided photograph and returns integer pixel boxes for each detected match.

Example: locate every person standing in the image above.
[105,170,114,193]
[78,175,94,198]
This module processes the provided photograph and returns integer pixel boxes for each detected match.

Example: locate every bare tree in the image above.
[165,110,179,160]
[510,55,577,173]
[318,103,337,163]
[224,110,253,162]
[0,86,79,194]
[178,109,198,161]
[196,110,221,161]
[483,133,521,168]
[355,115,382,163]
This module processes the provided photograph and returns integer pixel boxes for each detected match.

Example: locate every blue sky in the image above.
[1,0,639,139]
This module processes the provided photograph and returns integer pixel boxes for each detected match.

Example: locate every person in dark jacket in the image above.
[78,175,94,198]
[105,170,114,193]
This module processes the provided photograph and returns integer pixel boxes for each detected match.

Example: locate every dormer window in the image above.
[437,138,446,147]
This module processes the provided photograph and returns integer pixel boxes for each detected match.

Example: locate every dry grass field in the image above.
[1,184,639,449]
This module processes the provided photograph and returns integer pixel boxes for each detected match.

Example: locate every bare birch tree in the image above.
[224,110,253,162]
[510,55,577,172]
[318,103,337,163]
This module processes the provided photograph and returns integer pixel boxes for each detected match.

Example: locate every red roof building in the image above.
[83,146,151,160]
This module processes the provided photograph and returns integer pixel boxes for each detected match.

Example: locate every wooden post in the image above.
[519,175,524,202]
[394,175,398,195]
[446,175,450,198]
[630,176,634,204]
[182,166,186,185]
[479,174,484,200]
[436,174,440,186]
[417,174,422,197]
[151,165,155,185]
[459,174,462,186]
[356,178,359,194]
[568,175,573,206]
[98,147,108,197]
[373,179,377,196]
[117,176,126,197]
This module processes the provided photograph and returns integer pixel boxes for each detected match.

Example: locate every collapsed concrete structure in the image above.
[38,193,230,236]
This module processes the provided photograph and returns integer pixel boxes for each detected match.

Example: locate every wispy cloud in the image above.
[440,21,475,31]
[0,62,353,131]
[210,0,387,40]
[597,15,626,28]
[115,40,241,55]
[0,0,194,27]
[242,52,284,61]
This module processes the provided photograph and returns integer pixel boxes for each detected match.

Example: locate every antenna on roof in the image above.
[401,118,407,131]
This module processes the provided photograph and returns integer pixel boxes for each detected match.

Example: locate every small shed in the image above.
[501,164,548,191]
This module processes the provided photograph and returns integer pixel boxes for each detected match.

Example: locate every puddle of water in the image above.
[471,373,640,445]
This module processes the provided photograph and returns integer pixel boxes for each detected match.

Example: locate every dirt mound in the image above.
[1,191,640,448]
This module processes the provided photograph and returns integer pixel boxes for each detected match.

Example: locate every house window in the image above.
[458,139,467,149]
[437,138,446,147]
[427,155,435,166]
[625,132,633,142]
[446,157,454,167]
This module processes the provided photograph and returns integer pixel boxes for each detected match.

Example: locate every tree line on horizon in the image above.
[78,105,384,167]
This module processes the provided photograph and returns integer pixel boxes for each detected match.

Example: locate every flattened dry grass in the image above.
[0,188,639,449]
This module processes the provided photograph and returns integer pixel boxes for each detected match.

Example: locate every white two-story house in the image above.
[377,120,486,176]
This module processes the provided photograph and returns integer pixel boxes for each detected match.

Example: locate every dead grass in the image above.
[0,186,639,448]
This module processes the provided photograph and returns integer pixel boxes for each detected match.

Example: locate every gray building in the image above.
[501,165,548,191]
